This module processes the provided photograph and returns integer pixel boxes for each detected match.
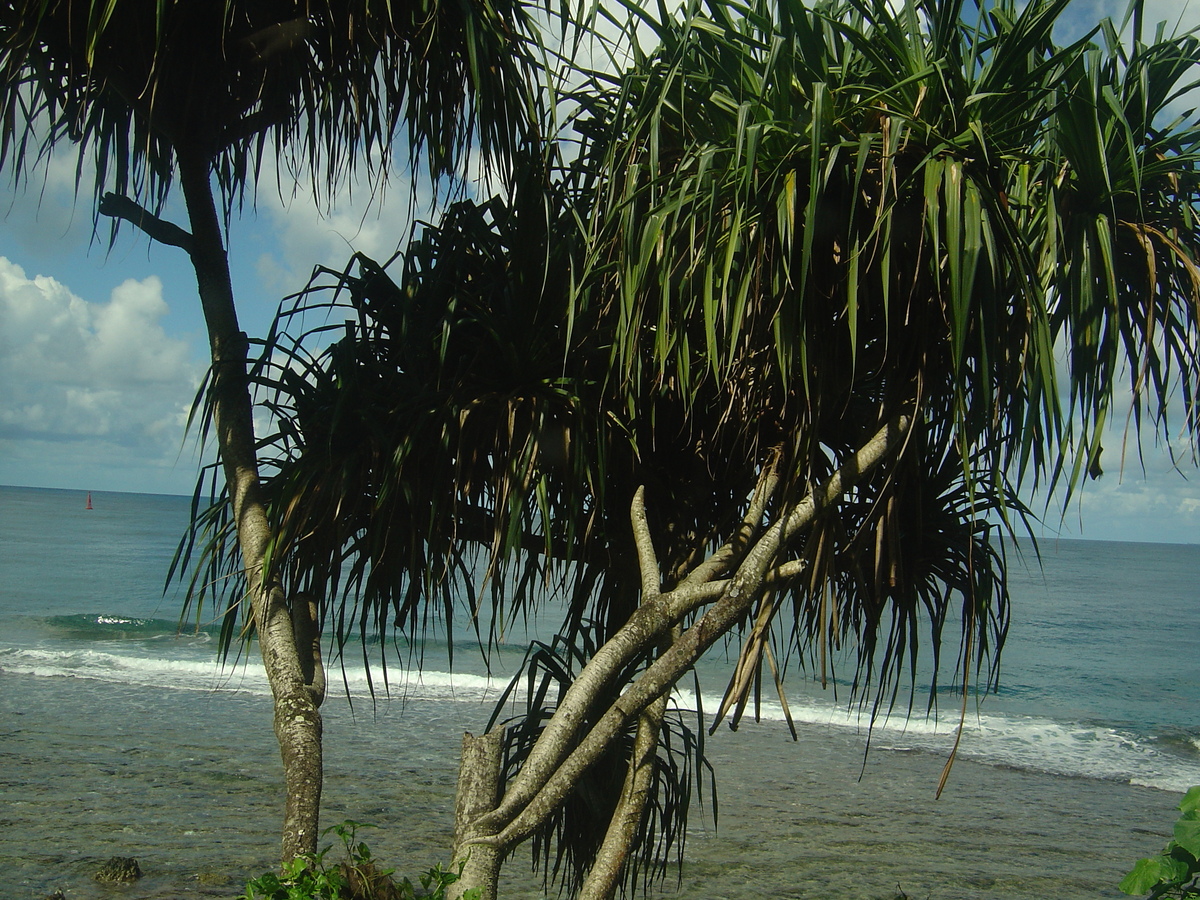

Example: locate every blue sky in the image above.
[1,0,1199,545]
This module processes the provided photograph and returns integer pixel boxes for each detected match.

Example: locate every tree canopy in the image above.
[0,0,541,218]
[0,0,551,866]
[177,0,1200,895]
[238,0,1200,690]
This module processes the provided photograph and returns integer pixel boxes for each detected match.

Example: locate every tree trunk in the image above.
[578,694,668,900]
[461,415,912,868]
[177,153,324,864]
[450,731,504,900]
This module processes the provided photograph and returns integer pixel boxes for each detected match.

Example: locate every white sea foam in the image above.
[0,646,261,693]
[670,685,1200,793]
[0,645,514,703]
[4,644,1197,793]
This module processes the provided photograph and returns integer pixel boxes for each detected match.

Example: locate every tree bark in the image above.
[292,591,326,707]
[176,153,324,864]
[450,731,504,900]
[465,413,912,855]
[577,694,668,900]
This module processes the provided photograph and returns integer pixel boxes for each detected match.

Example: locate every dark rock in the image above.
[95,856,143,883]
[44,892,66,900]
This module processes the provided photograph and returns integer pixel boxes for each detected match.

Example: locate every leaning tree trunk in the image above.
[577,694,668,900]
[448,414,913,899]
[177,153,324,864]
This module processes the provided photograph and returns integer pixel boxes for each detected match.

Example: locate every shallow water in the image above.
[1,485,1197,899]
[0,668,1185,900]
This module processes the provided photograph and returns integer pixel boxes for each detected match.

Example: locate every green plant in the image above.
[241,820,479,900]
[1121,787,1200,898]
[241,853,344,900]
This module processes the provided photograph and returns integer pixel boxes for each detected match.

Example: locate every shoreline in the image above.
[4,670,1184,900]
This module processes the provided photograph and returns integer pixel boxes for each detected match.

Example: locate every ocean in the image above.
[1,483,1197,900]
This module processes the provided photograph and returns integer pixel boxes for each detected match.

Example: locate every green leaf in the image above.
[1119,855,1190,895]
[1175,809,1200,859]
[1180,786,1200,815]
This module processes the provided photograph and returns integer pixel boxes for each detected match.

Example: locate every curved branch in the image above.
[99,192,194,253]
[476,412,913,849]
[631,486,661,601]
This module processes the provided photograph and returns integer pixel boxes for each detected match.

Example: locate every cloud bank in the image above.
[0,257,204,494]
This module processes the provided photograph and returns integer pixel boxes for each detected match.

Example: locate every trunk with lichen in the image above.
[174,153,324,864]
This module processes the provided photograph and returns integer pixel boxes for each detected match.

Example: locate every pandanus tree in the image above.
[0,0,542,863]
[199,0,1200,896]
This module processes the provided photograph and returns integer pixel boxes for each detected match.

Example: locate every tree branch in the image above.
[477,412,914,849]
[678,449,781,589]
[475,582,678,837]
[99,192,194,253]
[577,693,668,900]
[473,470,784,838]
[631,486,661,602]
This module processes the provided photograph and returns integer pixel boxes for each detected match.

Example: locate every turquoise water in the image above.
[1,484,1198,899]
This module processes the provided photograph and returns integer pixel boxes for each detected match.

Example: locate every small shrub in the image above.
[1121,787,1200,899]
[241,820,478,900]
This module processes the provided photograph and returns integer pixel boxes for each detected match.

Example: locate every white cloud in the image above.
[0,257,203,492]
[242,0,683,301]
[1056,0,1200,34]
[248,156,433,298]
[1032,419,1200,543]
[233,0,688,275]
[1068,472,1200,543]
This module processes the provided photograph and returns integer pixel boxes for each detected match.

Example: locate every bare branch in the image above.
[631,486,661,601]
[766,559,806,582]
[474,567,678,837]
[99,192,194,253]
[478,438,840,839]
[479,412,913,849]
[577,693,668,900]
[781,413,914,544]
[679,449,782,589]
[663,558,808,626]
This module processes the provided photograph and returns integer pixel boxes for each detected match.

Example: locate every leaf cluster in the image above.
[179,0,1200,887]
[0,0,544,225]
[1121,787,1200,899]
[182,0,1200,721]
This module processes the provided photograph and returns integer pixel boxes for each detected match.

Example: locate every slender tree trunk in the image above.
[177,153,324,864]
[578,694,668,900]
[450,731,504,900]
